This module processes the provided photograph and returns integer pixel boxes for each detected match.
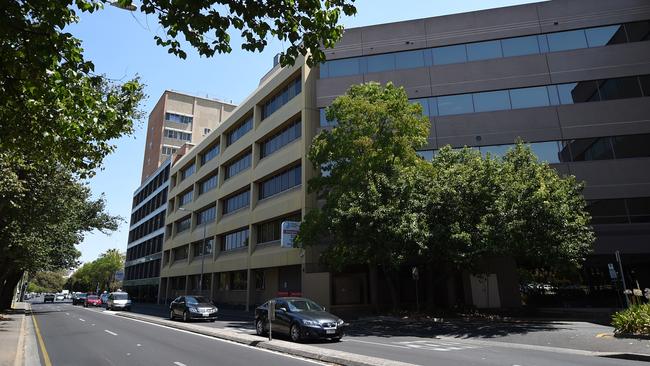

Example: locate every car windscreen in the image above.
[87,295,98,300]
[287,299,324,312]
[112,293,129,300]
[186,296,208,305]
[79,294,87,298]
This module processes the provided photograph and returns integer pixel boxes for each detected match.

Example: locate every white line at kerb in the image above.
[173,362,187,366]
[104,330,118,336]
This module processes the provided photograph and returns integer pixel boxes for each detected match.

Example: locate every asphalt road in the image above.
[30,300,325,366]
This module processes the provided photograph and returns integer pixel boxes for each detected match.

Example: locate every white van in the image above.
[106,292,131,311]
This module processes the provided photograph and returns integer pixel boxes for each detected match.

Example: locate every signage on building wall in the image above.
[280,221,300,248]
[115,270,125,282]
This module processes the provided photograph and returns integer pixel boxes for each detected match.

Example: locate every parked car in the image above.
[43,293,55,303]
[255,297,346,342]
[106,292,131,311]
[72,293,87,305]
[169,296,218,322]
[55,294,65,301]
[100,293,109,305]
[84,295,102,307]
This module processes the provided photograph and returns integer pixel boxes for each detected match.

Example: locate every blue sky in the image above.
[71,0,540,264]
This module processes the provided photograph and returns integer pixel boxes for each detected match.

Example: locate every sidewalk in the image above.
[0,302,39,366]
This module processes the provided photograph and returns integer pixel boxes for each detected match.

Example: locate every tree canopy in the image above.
[66,249,125,293]
[298,82,595,308]
[27,271,67,294]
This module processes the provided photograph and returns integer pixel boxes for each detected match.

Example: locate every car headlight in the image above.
[189,307,199,313]
[302,319,320,327]
[337,319,344,325]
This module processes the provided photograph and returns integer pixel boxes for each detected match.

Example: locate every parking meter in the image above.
[268,300,276,341]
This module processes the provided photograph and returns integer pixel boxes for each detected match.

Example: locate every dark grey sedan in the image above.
[169,296,218,322]
[254,297,346,342]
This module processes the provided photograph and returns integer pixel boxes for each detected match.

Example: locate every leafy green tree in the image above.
[27,271,67,294]
[298,82,431,310]
[66,249,125,293]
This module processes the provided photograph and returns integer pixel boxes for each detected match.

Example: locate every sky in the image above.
[70,0,541,264]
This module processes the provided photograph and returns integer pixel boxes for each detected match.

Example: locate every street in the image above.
[30,300,325,366]
[28,297,648,366]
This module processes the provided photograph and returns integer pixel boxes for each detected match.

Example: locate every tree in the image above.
[298,82,431,310]
[28,271,67,294]
[67,249,125,293]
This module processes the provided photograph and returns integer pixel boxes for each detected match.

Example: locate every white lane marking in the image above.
[91,324,96,326]
[65,313,69,315]
[79,318,85,322]
[104,330,118,336]
[173,362,187,366]
[136,344,142,347]
[345,339,410,349]
[115,316,327,365]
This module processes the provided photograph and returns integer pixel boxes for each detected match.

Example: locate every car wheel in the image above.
[290,324,302,343]
[255,319,267,336]
[331,337,342,342]
[183,311,189,322]
[169,310,175,320]
[209,319,216,323]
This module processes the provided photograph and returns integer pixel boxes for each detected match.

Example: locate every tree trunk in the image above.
[0,270,22,311]
[368,264,379,314]
[381,267,399,313]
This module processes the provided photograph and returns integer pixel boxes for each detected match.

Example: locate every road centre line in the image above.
[104,330,118,336]
[173,362,187,366]
[79,318,85,322]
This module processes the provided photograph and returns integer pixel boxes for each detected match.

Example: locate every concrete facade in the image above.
[141,91,237,183]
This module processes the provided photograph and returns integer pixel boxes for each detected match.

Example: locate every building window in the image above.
[319,108,338,127]
[197,205,216,225]
[200,144,220,165]
[176,216,191,233]
[257,213,301,244]
[224,152,252,180]
[221,228,249,251]
[226,115,253,146]
[259,164,301,200]
[260,119,302,159]
[261,76,302,120]
[180,163,195,181]
[204,128,211,135]
[218,272,229,290]
[172,245,188,261]
[179,190,193,207]
[199,173,218,195]
[162,146,179,156]
[223,189,250,214]
[587,197,650,224]
[192,238,214,257]
[164,128,192,141]
[255,270,265,290]
[230,271,247,291]
[319,20,650,79]
[165,112,193,124]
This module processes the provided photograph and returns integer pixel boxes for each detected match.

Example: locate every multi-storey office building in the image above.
[160,0,650,310]
[317,0,650,307]
[141,90,237,182]
[125,91,237,302]
[123,160,170,302]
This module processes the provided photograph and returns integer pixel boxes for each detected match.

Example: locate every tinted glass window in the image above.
[437,94,474,116]
[585,25,627,47]
[412,98,430,116]
[480,144,513,158]
[433,44,467,65]
[627,197,650,223]
[473,90,510,112]
[366,53,395,73]
[417,150,434,160]
[328,58,360,77]
[395,50,426,69]
[611,134,650,159]
[639,75,650,96]
[466,40,502,61]
[557,81,600,104]
[501,35,540,57]
[587,199,629,224]
[547,85,560,105]
[537,34,550,53]
[547,29,588,52]
[509,86,550,109]
[567,137,614,161]
[530,141,561,163]
[598,77,642,100]
[625,20,650,42]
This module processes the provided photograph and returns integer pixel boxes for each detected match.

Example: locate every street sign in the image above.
[280,221,300,248]
[608,263,617,279]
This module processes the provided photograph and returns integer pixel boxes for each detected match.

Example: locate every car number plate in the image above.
[202,313,209,317]
[325,328,336,334]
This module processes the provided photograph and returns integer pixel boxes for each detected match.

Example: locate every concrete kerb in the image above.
[115,312,416,366]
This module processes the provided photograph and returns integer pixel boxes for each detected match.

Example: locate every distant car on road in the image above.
[55,294,65,301]
[106,292,131,311]
[84,295,102,307]
[169,296,218,322]
[43,294,55,303]
[254,297,346,342]
[100,293,109,305]
[72,293,87,305]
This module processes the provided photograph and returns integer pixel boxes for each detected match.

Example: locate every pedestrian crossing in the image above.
[395,339,482,352]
